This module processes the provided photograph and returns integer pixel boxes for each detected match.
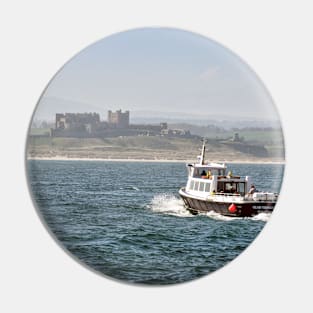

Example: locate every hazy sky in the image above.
[36,27,279,121]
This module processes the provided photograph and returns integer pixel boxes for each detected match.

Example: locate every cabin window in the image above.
[199,182,205,192]
[238,182,245,195]
[194,181,199,191]
[205,183,211,192]
[189,180,195,190]
[217,182,245,195]
[194,169,200,177]
[217,182,224,193]
[218,169,225,176]
[225,183,236,193]
[217,182,235,193]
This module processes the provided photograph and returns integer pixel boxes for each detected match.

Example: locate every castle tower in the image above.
[108,109,129,128]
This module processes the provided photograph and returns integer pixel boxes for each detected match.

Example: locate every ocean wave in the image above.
[119,186,140,191]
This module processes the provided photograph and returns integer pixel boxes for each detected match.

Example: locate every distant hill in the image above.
[131,116,281,129]
[34,96,106,121]
[167,123,284,144]
[34,97,281,130]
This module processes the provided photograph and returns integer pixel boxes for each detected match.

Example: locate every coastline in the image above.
[26,155,285,165]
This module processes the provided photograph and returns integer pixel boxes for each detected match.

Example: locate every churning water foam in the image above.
[149,194,193,217]
[251,212,272,222]
[202,211,271,222]
[149,194,271,222]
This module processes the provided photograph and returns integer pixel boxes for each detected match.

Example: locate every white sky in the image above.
[35,27,280,122]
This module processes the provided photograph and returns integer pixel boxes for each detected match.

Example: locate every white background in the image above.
[1,1,312,312]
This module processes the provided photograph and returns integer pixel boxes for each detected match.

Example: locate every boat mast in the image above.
[199,138,206,165]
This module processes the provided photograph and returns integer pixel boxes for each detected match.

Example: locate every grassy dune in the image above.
[27,135,285,162]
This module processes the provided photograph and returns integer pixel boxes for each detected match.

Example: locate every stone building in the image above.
[55,113,100,130]
[108,109,130,128]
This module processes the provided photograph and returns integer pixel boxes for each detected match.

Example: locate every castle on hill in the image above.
[51,109,192,138]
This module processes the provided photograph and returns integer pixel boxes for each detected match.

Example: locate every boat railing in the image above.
[214,192,243,197]
[210,192,244,201]
[209,192,278,202]
[244,192,279,202]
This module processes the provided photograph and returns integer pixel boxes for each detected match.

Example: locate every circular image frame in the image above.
[26,27,285,285]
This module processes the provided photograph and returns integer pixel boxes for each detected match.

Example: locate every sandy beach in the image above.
[26,155,285,164]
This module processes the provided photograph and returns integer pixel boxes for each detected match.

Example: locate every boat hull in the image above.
[179,188,275,217]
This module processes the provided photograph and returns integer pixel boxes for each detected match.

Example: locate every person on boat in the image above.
[248,185,256,195]
[206,170,212,178]
[200,170,206,177]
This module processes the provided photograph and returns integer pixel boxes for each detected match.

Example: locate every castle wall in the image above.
[52,110,191,139]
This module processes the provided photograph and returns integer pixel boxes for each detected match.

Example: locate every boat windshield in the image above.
[193,168,225,178]
[217,181,246,196]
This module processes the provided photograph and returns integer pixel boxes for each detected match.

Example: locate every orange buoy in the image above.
[228,203,237,213]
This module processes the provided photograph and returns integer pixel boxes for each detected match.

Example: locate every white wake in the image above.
[149,194,193,217]
[251,212,272,222]
[202,211,242,221]
[203,211,272,222]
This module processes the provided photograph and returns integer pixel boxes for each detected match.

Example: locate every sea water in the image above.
[27,160,284,285]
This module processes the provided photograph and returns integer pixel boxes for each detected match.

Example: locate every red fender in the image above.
[228,203,237,213]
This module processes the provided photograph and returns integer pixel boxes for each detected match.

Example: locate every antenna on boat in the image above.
[199,138,206,165]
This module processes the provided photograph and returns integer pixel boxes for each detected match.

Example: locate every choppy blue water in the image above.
[27,160,284,285]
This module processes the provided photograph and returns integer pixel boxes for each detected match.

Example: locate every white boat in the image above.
[179,140,278,217]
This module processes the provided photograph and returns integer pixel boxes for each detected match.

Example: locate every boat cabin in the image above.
[185,140,251,197]
[186,163,250,196]
[186,168,250,197]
